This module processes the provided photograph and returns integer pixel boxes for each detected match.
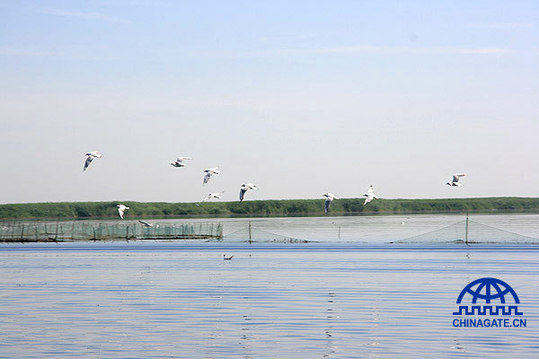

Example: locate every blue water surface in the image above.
[1,239,538,358]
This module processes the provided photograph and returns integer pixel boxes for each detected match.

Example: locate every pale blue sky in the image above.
[1,1,538,203]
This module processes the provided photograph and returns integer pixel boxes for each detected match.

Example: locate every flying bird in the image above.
[239,183,257,202]
[203,168,220,184]
[363,185,380,205]
[322,193,339,213]
[170,156,192,167]
[138,220,154,227]
[117,204,129,219]
[83,151,102,171]
[446,173,467,187]
[203,192,223,202]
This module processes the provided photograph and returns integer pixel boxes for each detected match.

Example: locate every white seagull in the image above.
[170,156,192,167]
[203,168,220,184]
[446,173,467,187]
[322,193,339,213]
[363,185,380,205]
[203,192,223,202]
[239,183,257,202]
[83,151,102,171]
[223,254,234,260]
[117,204,129,219]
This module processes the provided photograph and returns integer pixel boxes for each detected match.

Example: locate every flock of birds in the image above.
[84,151,467,219]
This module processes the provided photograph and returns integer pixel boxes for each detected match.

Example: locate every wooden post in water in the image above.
[465,210,469,245]
[248,221,252,243]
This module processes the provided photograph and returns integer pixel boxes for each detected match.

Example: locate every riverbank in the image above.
[0,197,538,220]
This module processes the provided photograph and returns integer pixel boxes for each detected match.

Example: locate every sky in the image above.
[1,0,538,204]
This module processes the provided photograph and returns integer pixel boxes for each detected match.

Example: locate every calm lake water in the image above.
[1,215,538,358]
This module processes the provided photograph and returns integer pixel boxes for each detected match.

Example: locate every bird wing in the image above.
[239,188,247,201]
[118,207,124,219]
[203,172,211,184]
[83,156,94,171]
[453,173,466,182]
[324,199,331,213]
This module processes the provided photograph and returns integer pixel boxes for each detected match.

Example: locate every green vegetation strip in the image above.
[0,197,538,220]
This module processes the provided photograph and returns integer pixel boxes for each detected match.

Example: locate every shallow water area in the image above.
[1,215,538,358]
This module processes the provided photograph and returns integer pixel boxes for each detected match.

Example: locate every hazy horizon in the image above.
[1,1,538,204]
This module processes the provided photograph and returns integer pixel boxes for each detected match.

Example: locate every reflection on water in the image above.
[0,239,538,358]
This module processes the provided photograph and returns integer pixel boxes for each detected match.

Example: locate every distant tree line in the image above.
[0,197,538,220]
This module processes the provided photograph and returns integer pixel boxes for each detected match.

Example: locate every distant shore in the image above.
[0,197,538,220]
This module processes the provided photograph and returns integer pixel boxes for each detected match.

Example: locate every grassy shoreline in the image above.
[0,197,538,220]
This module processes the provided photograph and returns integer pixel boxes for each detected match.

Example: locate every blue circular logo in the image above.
[456,277,519,304]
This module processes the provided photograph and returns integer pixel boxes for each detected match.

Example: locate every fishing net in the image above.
[0,221,222,242]
[221,224,309,243]
[397,219,538,244]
